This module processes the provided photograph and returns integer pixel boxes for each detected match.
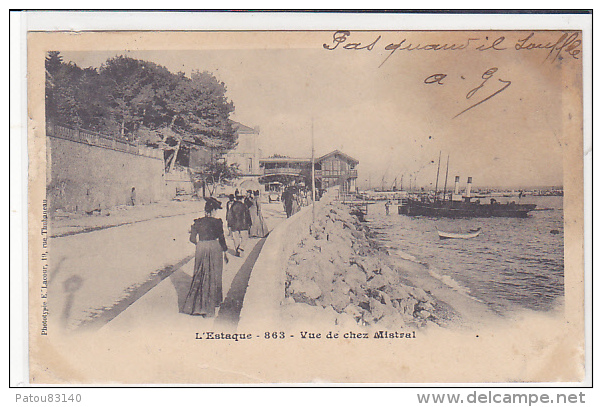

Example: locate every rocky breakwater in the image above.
[283,201,444,330]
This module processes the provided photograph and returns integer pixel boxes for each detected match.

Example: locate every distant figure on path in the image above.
[282,188,293,218]
[385,200,391,215]
[130,187,137,206]
[244,190,253,211]
[183,197,228,317]
[291,189,300,215]
[225,194,235,236]
[249,190,268,238]
[226,194,235,215]
[227,192,251,256]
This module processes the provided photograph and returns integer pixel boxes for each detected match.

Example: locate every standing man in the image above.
[226,192,251,256]
[225,194,235,236]
[282,187,293,218]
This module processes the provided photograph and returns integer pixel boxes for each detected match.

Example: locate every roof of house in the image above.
[259,157,311,164]
[316,150,359,165]
[231,120,258,134]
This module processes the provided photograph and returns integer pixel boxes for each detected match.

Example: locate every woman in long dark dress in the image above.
[249,190,268,238]
[182,197,228,317]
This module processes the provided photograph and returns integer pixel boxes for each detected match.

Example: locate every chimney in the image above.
[454,176,460,195]
[466,177,473,197]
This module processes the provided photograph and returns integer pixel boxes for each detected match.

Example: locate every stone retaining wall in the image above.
[47,136,166,212]
[238,193,332,330]
[239,189,442,332]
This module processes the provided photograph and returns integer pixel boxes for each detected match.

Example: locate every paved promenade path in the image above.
[47,199,286,333]
[99,209,283,333]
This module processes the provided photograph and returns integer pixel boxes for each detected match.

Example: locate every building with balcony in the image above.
[316,150,359,193]
[259,149,359,193]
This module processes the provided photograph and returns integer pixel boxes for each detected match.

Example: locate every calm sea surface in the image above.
[367,196,564,315]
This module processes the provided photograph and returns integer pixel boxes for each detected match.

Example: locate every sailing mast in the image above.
[434,150,442,198]
[442,154,450,202]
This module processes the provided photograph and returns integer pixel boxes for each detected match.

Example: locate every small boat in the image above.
[437,227,482,240]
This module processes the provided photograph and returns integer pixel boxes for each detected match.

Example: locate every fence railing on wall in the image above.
[46,122,163,160]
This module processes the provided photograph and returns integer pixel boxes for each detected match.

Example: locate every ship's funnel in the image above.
[466,177,473,197]
[454,176,460,195]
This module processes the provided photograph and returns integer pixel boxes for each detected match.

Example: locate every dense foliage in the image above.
[193,160,243,196]
[45,52,237,172]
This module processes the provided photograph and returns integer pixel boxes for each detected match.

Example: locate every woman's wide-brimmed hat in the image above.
[205,197,222,211]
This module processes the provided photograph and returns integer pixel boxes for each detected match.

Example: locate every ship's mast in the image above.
[442,154,450,201]
[434,150,442,198]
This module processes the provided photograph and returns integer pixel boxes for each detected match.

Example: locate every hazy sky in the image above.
[60,30,581,188]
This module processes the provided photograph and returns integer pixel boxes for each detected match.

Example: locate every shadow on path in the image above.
[214,236,268,329]
[77,255,194,331]
[170,270,193,313]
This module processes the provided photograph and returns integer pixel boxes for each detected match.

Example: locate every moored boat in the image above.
[398,198,536,218]
[437,227,482,240]
[398,161,537,218]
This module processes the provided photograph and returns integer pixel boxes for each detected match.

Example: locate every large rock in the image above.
[342,303,362,320]
[318,291,350,313]
[369,298,387,320]
[409,286,431,303]
[378,290,393,306]
[377,312,406,330]
[380,264,400,283]
[367,274,388,290]
[417,300,435,313]
[342,264,367,288]
[289,278,322,303]
[356,256,381,274]
[312,258,338,288]
[398,297,419,316]
[383,284,411,301]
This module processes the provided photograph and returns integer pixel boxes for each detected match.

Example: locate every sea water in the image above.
[367,196,564,315]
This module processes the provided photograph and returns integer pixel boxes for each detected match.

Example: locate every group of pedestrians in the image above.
[281,186,325,218]
[281,186,313,218]
[181,190,268,318]
[225,189,268,257]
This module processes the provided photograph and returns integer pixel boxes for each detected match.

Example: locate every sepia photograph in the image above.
[21,13,589,385]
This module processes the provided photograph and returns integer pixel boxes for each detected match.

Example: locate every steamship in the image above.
[398,176,537,218]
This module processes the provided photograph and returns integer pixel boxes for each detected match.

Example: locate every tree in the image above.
[157,70,236,172]
[46,51,84,127]
[45,54,238,173]
[193,160,241,197]
[134,68,237,173]
[98,56,167,140]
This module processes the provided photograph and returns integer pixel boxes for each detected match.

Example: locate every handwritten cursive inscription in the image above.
[424,68,512,119]
[323,30,381,51]
[515,32,581,62]
[322,31,582,66]
[424,73,447,85]
[378,37,488,68]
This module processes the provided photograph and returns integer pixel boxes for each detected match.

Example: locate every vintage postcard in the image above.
[25,13,588,384]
